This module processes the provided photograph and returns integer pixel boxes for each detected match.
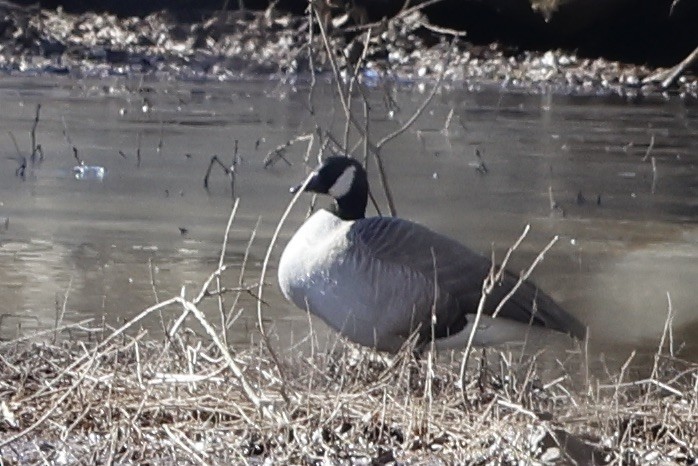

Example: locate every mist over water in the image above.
[0,75,696,362]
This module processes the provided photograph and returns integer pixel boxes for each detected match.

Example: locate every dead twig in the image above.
[263,133,313,168]
[417,19,467,37]
[256,172,317,405]
[53,277,73,344]
[460,225,560,383]
[214,198,241,347]
[203,154,237,198]
[643,44,698,90]
[342,0,449,33]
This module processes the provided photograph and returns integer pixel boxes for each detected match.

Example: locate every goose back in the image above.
[279,209,586,352]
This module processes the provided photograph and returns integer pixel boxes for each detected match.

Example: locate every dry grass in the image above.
[0,296,696,464]
[1,4,696,463]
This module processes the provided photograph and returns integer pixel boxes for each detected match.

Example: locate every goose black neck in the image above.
[335,196,366,220]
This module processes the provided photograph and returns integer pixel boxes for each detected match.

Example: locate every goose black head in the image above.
[291,156,368,220]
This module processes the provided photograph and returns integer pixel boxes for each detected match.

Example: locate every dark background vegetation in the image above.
[8,0,697,67]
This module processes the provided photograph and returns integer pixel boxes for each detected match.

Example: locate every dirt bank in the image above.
[0,1,696,97]
[8,0,698,68]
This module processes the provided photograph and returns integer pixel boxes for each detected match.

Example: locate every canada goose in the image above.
[278,156,586,353]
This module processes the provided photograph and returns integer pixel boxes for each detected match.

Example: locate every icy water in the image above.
[0,75,696,360]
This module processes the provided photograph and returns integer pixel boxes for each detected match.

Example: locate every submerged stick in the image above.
[157,120,164,153]
[30,104,42,163]
[8,131,23,160]
[203,155,237,198]
[136,131,142,167]
[651,156,658,194]
[8,131,26,178]
[641,133,655,162]
[61,117,82,165]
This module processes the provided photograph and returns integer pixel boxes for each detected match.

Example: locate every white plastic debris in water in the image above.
[73,164,105,181]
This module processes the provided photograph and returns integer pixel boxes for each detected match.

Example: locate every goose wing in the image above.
[348,216,586,340]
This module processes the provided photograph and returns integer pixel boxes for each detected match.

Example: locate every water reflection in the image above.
[0,75,696,360]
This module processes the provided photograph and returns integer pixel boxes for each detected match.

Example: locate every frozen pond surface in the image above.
[0,75,696,360]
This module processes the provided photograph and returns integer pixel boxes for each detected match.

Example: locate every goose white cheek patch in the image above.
[329,166,356,198]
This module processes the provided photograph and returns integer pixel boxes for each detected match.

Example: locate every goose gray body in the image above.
[278,157,586,353]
